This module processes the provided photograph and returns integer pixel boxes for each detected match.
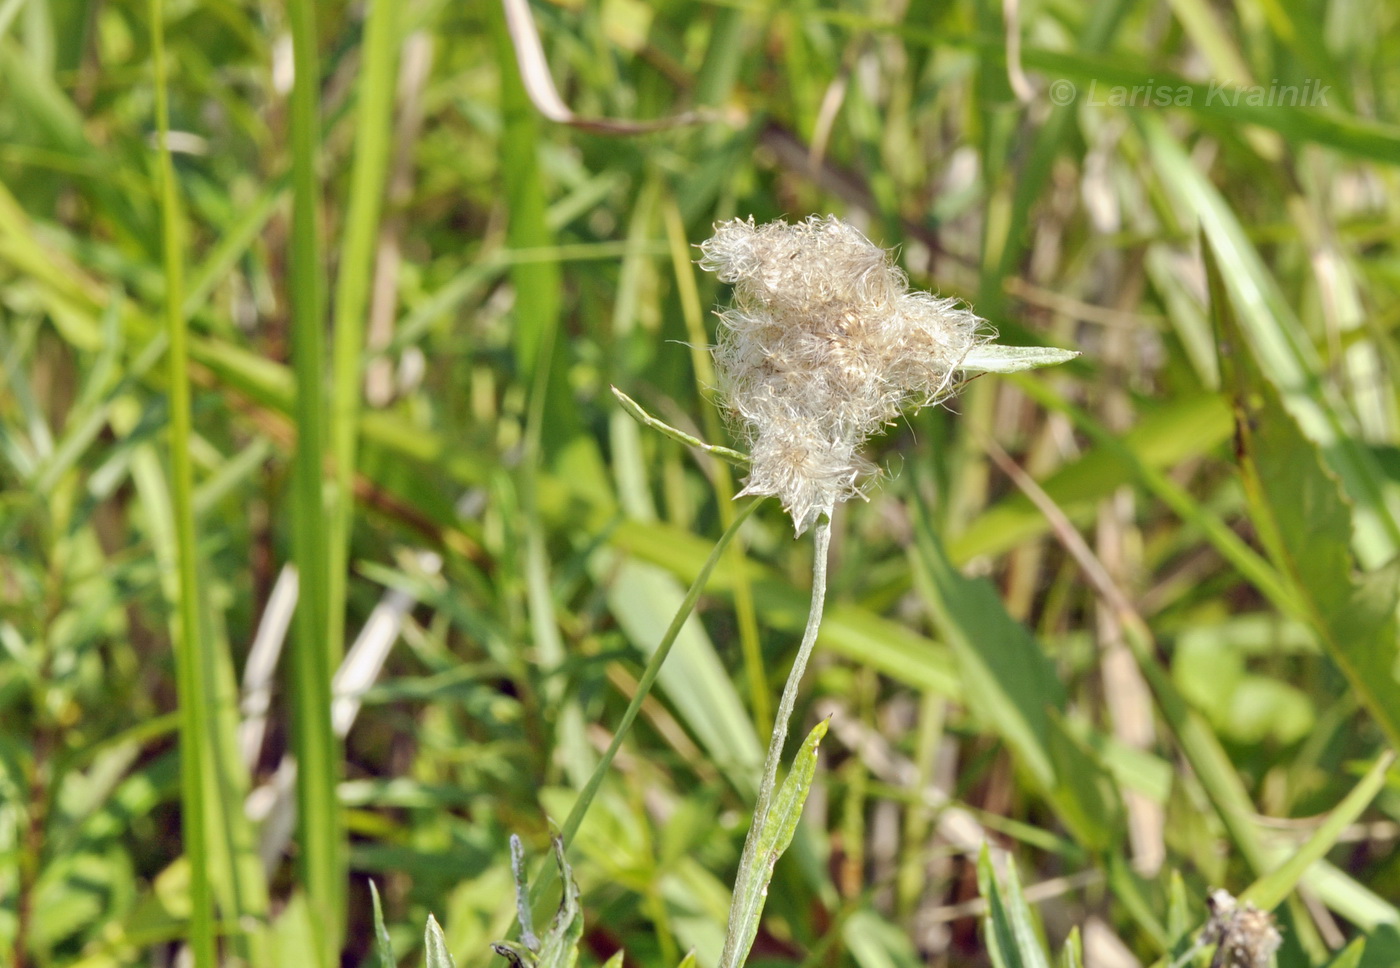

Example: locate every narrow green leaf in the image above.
[1122,625,1269,872]
[1324,938,1367,968]
[1241,751,1395,912]
[537,838,583,968]
[910,504,1063,792]
[494,836,583,968]
[960,345,1080,374]
[148,1,214,963]
[326,0,401,686]
[426,914,457,968]
[1209,235,1400,751]
[370,882,396,968]
[1165,871,1192,956]
[721,719,828,968]
[1000,855,1052,968]
[1045,711,1123,853]
[1148,116,1400,568]
[286,0,342,954]
[1058,927,1082,968]
[977,847,1023,968]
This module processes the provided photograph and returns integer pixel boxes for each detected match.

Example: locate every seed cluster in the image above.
[1202,890,1282,968]
[700,215,987,533]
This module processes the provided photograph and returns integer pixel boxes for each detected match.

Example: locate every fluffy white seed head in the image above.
[700,215,988,534]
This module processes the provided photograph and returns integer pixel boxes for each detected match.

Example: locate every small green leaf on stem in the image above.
[370,882,396,968]
[720,718,829,968]
[960,345,1080,374]
[611,385,749,465]
[492,836,583,968]
[426,914,457,968]
[977,846,1052,968]
[510,835,540,950]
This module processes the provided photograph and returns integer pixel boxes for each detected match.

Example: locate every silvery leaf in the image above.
[960,345,1080,374]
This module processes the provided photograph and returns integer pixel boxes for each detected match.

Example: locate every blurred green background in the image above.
[3,0,1400,965]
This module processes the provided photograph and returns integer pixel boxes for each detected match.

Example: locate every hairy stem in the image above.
[719,515,832,968]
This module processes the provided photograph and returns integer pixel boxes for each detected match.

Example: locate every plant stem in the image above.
[518,499,762,916]
[718,515,833,968]
[558,497,763,849]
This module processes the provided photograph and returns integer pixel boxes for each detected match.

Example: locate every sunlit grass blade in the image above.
[1141,114,1400,568]
[1324,939,1367,968]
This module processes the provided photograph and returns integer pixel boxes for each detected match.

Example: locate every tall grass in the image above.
[285,0,342,956]
[149,0,215,961]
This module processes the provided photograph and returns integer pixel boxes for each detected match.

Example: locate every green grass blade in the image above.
[286,0,342,957]
[327,0,400,667]
[1208,234,1400,751]
[1059,928,1082,968]
[1000,856,1052,968]
[977,848,1026,968]
[182,178,285,320]
[148,0,214,962]
[910,502,1063,792]
[1241,751,1394,912]
[1122,621,1268,872]
[661,194,769,738]
[1324,939,1367,968]
[370,882,396,968]
[1015,48,1400,164]
[1142,115,1400,568]
[486,0,572,448]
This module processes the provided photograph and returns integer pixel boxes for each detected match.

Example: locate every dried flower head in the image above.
[1202,889,1282,968]
[699,215,988,533]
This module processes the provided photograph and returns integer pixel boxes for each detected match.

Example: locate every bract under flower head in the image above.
[700,215,987,534]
